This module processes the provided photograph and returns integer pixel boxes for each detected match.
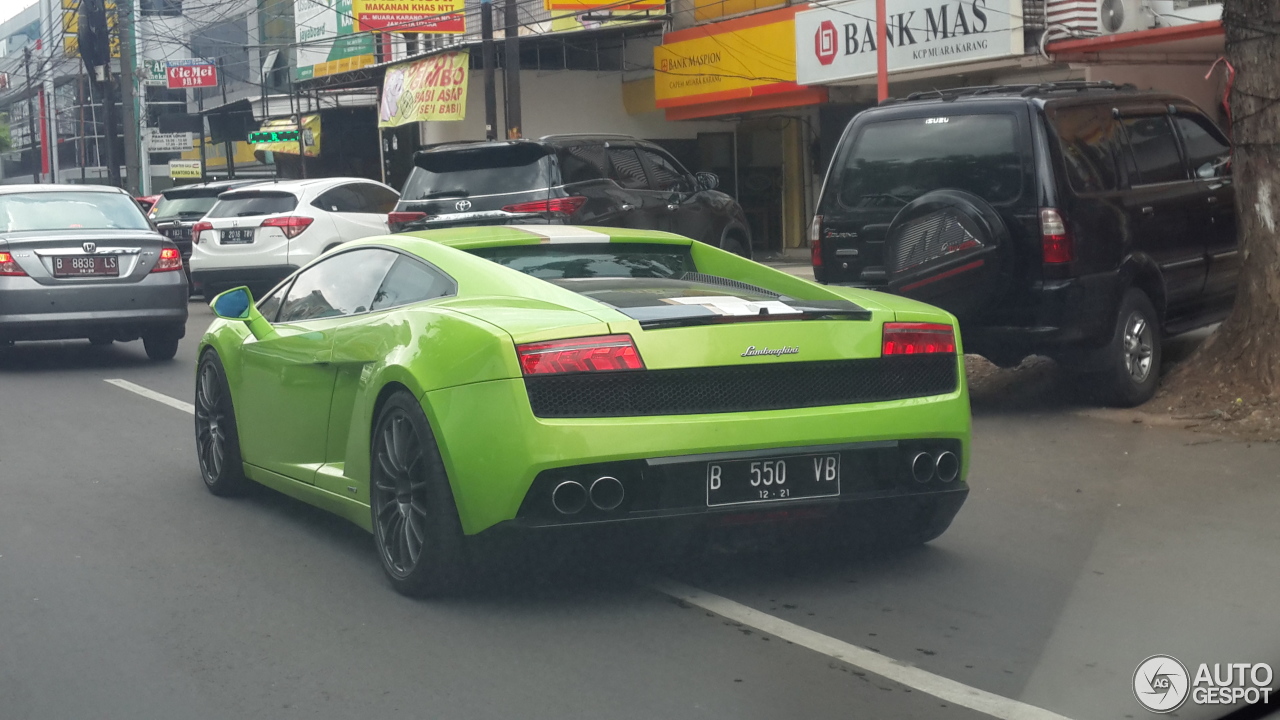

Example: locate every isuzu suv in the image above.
[811,81,1236,406]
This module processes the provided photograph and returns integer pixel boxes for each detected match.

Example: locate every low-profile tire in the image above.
[1091,288,1161,407]
[143,331,180,361]
[195,350,249,497]
[370,391,469,597]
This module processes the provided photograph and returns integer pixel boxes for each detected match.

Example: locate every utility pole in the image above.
[480,0,497,141]
[22,47,41,183]
[502,0,521,139]
[220,58,234,179]
[119,0,142,194]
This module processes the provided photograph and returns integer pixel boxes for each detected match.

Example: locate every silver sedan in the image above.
[0,185,188,360]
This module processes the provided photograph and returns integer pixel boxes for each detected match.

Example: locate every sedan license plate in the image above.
[52,255,119,277]
[707,454,840,507]
[220,228,255,245]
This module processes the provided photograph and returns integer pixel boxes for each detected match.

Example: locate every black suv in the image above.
[811,82,1236,406]
[388,134,753,256]
[150,180,263,285]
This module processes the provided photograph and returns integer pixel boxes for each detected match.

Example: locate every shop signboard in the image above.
[146,128,195,153]
[351,0,465,34]
[295,0,376,81]
[169,160,202,179]
[795,0,1024,85]
[378,51,469,127]
[143,59,168,86]
[166,60,219,89]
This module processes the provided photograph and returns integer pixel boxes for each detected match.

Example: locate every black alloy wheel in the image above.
[195,350,248,496]
[370,391,468,597]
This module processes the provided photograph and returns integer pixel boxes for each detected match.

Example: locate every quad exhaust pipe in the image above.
[552,476,627,514]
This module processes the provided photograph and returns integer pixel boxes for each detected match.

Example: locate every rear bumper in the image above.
[954,272,1120,357]
[0,272,188,341]
[191,265,297,292]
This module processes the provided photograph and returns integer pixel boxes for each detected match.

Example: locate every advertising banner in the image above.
[543,0,663,12]
[654,8,799,109]
[379,51,469,127]
[795,0,1024,85]
[352,0,466,33]
[294,0,376,81]
[166,60,219,89]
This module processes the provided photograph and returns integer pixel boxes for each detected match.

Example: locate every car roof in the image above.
[875,82,1188,114]
[216,177,383,198]
[390,224,692,251]
[162,180,264,198]
[0,184,130,196]
[416,134,644,156]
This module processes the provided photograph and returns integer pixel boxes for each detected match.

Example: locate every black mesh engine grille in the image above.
[889,210,981,273]
[524,354,958,418]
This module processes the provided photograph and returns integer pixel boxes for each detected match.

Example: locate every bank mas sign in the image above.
[796,0,1023,85]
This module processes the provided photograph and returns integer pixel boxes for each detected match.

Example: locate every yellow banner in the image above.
[379,51,468,128]
[654,8,797,108]
[63,0,120,59]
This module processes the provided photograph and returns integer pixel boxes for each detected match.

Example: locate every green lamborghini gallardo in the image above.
[196,225,970,595]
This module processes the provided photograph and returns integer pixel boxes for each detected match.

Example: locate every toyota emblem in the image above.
[82,242,97,254]
[456,200,472,212]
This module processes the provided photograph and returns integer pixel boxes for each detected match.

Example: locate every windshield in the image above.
[0,191,152,231]
[150,194,221,222]
[206,192,298,218]
[830,114,1024,210]
[468,243,695,279]
[402,145,554,200]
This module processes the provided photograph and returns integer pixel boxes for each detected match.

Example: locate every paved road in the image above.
[1,302,1277,720]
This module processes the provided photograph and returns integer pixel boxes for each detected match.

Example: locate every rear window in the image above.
[1048,105,1126,193]
[831,114,1023,210]
[150,194,220,222]
[207,192,298,218]
[402,145,553,201]
[0,191,151,231]
[468,243,695,279]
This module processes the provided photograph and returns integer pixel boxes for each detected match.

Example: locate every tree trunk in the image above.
[1165,0,1280,399]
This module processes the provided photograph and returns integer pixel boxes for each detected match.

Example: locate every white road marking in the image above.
[105,376,1072,720]
[104,379,194,415]
[652,579,1075,720]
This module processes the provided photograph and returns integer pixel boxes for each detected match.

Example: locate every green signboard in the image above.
[248,130,301,144]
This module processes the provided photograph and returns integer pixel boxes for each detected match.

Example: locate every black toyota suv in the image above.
[150,180,263,286]
[388,134,754,256]
[811,81,1237,406]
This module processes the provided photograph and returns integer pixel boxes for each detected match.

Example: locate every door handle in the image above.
[620,204,636,212]
[666,204,678,211]
[1206,196,1219,204]
[1141,206,1155,216]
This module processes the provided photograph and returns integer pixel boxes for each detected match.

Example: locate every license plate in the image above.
[707,453,840,507]
[163,227,191,241]
[220,228,255,245]
[52,255,119,277]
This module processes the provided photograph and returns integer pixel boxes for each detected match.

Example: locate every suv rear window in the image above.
[468,243,695,279]
[207,192,298,218]
[403,145,553,201]
[831,114,1023,210]
[150,194,221,222]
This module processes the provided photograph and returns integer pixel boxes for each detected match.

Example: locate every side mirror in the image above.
[695,171,720,192]
[211,286,277,340]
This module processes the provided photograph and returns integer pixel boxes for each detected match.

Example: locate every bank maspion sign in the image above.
[795,0,1023,86]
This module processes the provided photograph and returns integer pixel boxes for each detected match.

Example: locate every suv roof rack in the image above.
[538,133,638,143]
[881,81,1138,105]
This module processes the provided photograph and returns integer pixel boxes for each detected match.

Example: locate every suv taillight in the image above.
[191,221,212,244]
[388,211,428,228]
[503,196,587,216]
[1040,208,1074,264]
[809,214,823,268]
[0,251,26,276]
[262,215,314,239]
[882,322,957,355]
[516,335,645,375]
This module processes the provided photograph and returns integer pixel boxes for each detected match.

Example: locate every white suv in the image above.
[189,177,399,296]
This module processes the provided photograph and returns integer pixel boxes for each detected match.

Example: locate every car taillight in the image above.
[388,211,428,227]
[809,214,823,268]
[516,334,645,375]
[882,322,957,355]
[0,251,26,276]
[261,216,314,239]
[502,196,587,215]
[152,247,183,272]
[191,221,212,245]
[1040,208,1074,264]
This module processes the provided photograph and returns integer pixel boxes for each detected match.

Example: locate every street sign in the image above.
[169,160,202,179]
[248,129,300,144]
[146,128,194,153]
[165,60,218,89]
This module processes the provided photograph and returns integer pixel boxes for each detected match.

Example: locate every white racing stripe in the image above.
[104,376,1072,720]
[509,224,612,244]
[104,379,195,415]
[652,579,1076,720]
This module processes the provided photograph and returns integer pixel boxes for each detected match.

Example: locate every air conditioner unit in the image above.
[1046,0,1156,37]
